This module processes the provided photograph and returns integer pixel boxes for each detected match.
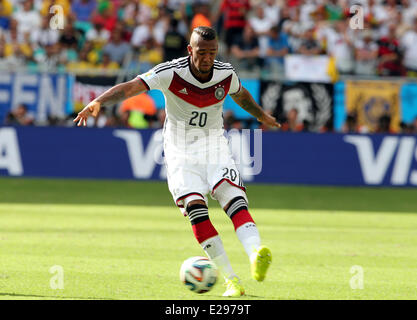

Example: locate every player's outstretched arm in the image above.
[73,78,148,127]
[230,86,281,128]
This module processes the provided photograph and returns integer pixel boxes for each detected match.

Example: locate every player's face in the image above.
[188,38,218,74]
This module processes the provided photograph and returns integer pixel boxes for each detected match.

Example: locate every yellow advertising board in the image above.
[345,80,401,132]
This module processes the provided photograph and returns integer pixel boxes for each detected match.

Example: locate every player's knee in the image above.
[186,202,209,225]
[224,196,248,219]
[224,196,255,230]
[187,199,206,208]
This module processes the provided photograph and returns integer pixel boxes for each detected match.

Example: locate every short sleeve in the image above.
[136,69,160,91]
[229,69,242,95]
[137,65,172,91]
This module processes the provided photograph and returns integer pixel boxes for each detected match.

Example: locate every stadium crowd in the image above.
[2,0,417,133]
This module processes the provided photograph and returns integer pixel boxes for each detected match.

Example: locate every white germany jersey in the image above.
[137,56,242,144]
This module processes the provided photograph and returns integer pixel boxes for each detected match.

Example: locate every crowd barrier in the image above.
[1,126,416,187]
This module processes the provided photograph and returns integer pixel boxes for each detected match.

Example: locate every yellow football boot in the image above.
[222,277,245,297]
[250,245,272,281]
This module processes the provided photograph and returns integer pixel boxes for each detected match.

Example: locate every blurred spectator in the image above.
[265,25,290,75]
[137,37,163,72]
[281,6,310,53]
[401,0,417,27]
[86,108,108,127]
[323,0,344,21]
[103,114,122,128]
[13,0,41,37]
[34,43,63,71]
[31,15,60,48]
[103,29,131,65]
[190,1,211,31]
[3,18,20,42]
[214,0,251,53]
[66,43,94,72]
[401,17,417,77]
[280,108,304,132]
[276,5,290,32]
[121,0,152,27]
[119,110,131,128]
[262,0,280,26]
[320,118,333,133]
[223,110,243,130]
[148,108,166,129]
[91,0,118,32]
[342,112,359,133]
[376,114,393,133]
[59,21,80,50]
[97,52,119,70]
[354,29,378,75]
[163,17,188,61]
[158,0,188,35]
[298,27,322,55]
[131,17,166,49]
[230,24,260,71]
[3,19,33,66]
[378,23,404,76]
[113,20,132,42]
[372,0,401,38]
[120,92,157,119]
[71,0,96,23]
[399,121,415,134]
[85,19,110,47]
[318,19,354,74]
[249,5,274,57]
[5,104,34,126]
[299,0,316,26]
[127,109,152,127]
[118,109,149,129]
[0,0,13,30]
[158,0,188,18]
[0,37,7,69]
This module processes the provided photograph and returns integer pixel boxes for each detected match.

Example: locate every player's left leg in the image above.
[185,197,245,297]
[186,198,236,280]
[212,181,272,282]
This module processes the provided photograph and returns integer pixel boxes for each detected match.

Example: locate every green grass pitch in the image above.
[0,177,417,300]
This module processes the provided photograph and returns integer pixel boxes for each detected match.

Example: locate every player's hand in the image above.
[73,100,101,127]
[257,112,281,129]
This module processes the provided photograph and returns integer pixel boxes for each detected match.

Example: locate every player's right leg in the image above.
[185,198,245,297]
[207,134,272,282]
[212,179,272,282]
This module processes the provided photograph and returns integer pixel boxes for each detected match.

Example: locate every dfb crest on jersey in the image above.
[215,86,225,100]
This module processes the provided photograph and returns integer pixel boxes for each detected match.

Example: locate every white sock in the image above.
[235,222,261,258]
[200,235,238,280]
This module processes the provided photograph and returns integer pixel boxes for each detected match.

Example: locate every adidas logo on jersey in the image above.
[179,88,188,95]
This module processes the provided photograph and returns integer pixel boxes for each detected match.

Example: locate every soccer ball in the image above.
[179,256,218,293]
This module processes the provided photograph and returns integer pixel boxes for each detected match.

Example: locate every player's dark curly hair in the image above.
[192,26,217,41]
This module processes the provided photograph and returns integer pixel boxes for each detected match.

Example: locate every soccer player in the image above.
[74,26,280,297]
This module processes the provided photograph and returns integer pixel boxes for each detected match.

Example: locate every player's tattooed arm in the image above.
[73,78,147,127]
[96,78,146,107]
[230,87,281,128]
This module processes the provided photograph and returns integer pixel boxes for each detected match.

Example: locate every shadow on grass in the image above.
[0,177,416,213]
